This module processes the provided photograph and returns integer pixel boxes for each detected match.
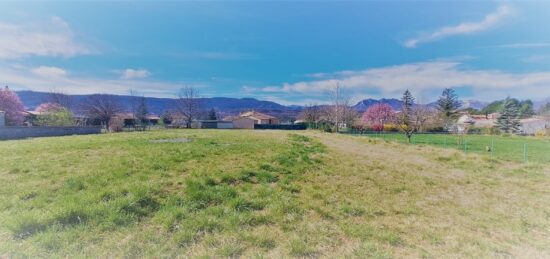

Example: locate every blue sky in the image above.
[1,1,550,105]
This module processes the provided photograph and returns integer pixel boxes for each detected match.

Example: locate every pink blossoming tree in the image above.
[36,102,64,113]
[0,86,25,125]
[362,103,396,132]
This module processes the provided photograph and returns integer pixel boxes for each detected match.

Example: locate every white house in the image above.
[455,113,499,133]
[519,117,549,135]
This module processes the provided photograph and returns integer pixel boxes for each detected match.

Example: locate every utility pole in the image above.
[335,82,340,133]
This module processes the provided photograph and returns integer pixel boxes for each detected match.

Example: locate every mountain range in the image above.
[16,91,490,118]
[16,91,297,118]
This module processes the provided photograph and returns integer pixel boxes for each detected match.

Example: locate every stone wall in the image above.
[0,111,5,127]
[0,126,102,140]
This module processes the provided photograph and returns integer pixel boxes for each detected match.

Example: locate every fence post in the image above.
[464,138,467,153]
[444,134,447,148]
[523,143,528,163]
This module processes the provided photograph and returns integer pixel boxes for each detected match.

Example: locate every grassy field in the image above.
[346,132,550,163]
[0,130,549,258]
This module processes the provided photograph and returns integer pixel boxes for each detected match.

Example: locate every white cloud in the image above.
[491,43,550,49]
[31,66,68,78]
[522,55,550,63]
[2,66,185,97]
[0,16,94,59]
[248,61,550,102]
[171,51,257,60]
[120,69,151,79]
[404,5,512,48]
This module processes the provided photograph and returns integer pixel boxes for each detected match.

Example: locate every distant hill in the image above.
[459,100,488,110]
[352,98,488,113]
[16,91,493,119]
[16,91,300,119]
[352,98,403,112]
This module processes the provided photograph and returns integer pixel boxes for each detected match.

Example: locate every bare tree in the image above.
[412,104,434,132]
[326,82,353,132]
[81,94,123,130]
[45,90,73,110]
[299,103,322,128]
[175,86,201,128]
[340,99,358,129]
[129,90,149,131]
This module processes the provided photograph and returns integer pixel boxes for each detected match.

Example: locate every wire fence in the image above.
[342,131,550,164]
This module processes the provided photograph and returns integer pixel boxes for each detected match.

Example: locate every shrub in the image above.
[109,116,124,132]
[383,124,399,132]
[467,127,483,134]
[425,126,445,133]
[35,107,74,126]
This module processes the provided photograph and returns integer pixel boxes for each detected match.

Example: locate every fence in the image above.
[254,124,307,130]
[0,126,102,140]
[342,131,550,164]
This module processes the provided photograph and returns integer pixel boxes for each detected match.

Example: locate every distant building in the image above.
[145,114,161,125]
[221,111,279,129]
[456,113,499,133]
[192,120,234,129]
[238,111,279,125]
[519,117,550,135]
[231,117,256,129]
[113,113,161,127]
[456,113,550,135]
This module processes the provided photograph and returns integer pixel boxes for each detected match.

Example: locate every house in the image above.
[0,111,5,127]
[113,113,161,127]
[519,117,549,135]
[239,111,279,125]
[192,120,234,129]
[456,113,499,133]
[113,113,136,127]
[232,117,256,129]
[145,114,161,125]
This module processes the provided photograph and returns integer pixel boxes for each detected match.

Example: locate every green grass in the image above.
[0,129,549,258]
[347,132,550,163]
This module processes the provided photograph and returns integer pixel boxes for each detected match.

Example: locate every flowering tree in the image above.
[0,86,25,126]
[35,102,74,126]
[36,102,64,113]
[362,103,396,132]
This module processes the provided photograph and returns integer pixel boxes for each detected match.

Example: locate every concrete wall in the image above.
[0,111,5,127]
[217,122,234,129]
[520,120,549,135]
[0,126,102,140]
[232,117,255,129]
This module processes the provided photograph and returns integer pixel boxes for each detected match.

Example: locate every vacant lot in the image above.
[0,130,549,258]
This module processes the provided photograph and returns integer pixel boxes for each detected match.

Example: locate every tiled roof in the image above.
[240,111,276,120]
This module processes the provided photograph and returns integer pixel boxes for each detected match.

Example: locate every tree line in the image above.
[0,86,210,131]
[299,85,544,141]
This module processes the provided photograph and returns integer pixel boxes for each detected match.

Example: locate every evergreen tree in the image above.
[399,89,415,143]
[436,88,462,129]
[496,97,521,133]
[518,99,535,118]
[207,108,217,120]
